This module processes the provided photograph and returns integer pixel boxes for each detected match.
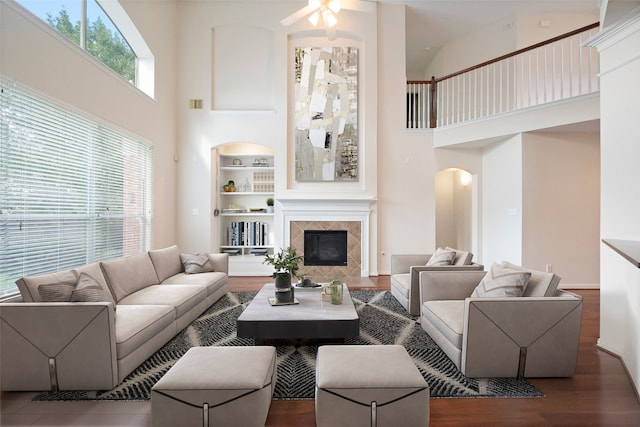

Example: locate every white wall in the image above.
[592,7,640,396]
[0,0,179,248]
[522,131,600,286]
[481,135,523,266]
[376,4,438,272]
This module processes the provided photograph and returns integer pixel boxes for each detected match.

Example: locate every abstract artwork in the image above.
[294,47,358,182]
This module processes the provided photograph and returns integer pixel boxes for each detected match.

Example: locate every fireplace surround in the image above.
[279,199,373,278]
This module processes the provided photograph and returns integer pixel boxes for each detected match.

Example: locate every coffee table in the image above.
[236,283,359,342]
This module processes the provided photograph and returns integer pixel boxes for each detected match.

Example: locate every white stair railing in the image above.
[407,23,600,129]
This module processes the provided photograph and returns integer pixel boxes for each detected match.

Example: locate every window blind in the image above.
[0,77,153,298]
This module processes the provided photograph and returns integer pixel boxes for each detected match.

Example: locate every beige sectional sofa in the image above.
[0,245,228,392]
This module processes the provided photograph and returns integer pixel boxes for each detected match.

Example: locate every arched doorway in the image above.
[435,168,474,252]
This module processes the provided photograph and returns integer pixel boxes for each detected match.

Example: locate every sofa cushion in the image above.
[149,245,183,283]
[118,284,207,319]
[114,305,176,359]
[426,248,456,266]
[422,300,465,348]
[471,263,531,298]
[17,269,78,302]
[390,273,411,299]
[179,253,215,274]
[500,261,561,297]
[445,247,473,266]
[161,272,228,296]
[101,253,159,302]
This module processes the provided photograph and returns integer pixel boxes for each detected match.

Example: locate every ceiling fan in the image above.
[280,0,375,40]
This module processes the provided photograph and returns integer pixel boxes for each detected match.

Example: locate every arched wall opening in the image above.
[435,168,475,252]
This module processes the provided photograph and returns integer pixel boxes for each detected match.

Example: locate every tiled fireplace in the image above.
[290,221,361,279]
[279,199,373,279]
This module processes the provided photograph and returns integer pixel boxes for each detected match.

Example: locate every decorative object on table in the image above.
[223,180,236,192]
[326,279,344,304]
[266,197,274,213]
[297,275,320,288]
[263,246,303,303]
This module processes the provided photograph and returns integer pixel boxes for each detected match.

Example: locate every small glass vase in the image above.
[328,280,343,305]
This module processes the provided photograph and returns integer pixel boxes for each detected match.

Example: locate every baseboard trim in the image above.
[596,343,640,404]
[558,283,600,289]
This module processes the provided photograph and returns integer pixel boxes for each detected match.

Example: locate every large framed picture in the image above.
[294,47,358,182]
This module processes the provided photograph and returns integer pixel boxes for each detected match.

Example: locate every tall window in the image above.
[16,0,137,85]
[0,78,153,298]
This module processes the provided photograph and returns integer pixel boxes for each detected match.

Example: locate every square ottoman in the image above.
[315,345,429,427]
[151,346,276,427]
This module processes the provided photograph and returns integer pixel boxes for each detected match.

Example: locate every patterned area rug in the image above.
[33,290,543,401]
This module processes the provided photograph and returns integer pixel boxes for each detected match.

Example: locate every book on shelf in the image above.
[226,221,269,247]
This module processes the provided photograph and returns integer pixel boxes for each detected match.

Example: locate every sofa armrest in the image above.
[461,291,583,377]
[390,254,431,275]
[208,253,229,274]
[0,302,118,391]
[419,270,486,302]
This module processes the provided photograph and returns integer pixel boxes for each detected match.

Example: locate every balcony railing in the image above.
[407,22,600,129]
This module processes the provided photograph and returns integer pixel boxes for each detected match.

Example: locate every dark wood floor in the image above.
[231,275,640,427]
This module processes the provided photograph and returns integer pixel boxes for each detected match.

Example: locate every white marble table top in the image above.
[236,283,359,340]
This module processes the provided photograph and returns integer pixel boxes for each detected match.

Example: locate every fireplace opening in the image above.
[304,230,348,266]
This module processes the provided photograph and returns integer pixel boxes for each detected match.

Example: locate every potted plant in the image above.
[263,247,303,302]
[266,197,274,213]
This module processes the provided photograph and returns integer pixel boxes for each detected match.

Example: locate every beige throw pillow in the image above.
[72,273,116,306]
[180,253,215,274]
[37,272,116,307]
[472,263,531,298]
[37,271,77,302]
[426,248,456,266]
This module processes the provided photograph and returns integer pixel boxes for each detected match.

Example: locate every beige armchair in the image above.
[390,250,483,315]
[418,266,583,378]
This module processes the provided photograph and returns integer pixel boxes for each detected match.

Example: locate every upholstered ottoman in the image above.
[151,346,276,427]
[315,345,430,427]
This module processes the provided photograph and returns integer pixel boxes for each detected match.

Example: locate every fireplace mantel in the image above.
[278,198,375,277]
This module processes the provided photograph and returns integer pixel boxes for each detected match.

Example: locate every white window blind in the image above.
[0,77,153,298]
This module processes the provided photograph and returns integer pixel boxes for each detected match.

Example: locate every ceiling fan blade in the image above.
[280,4,317,26]
[341,0,376,13]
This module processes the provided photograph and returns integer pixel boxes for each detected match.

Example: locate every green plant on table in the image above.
[263,246,303,279]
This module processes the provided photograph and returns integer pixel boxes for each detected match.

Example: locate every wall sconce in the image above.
[460,171,471,186]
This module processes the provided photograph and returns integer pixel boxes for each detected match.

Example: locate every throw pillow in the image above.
[180,253,215,274]
[426,248,456,266]
[72,273,116,306]
[471,263,531,298]
[445,246,474,265]
[37,271,77,302]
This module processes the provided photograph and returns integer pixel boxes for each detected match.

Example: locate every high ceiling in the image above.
[395,0,601,77]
